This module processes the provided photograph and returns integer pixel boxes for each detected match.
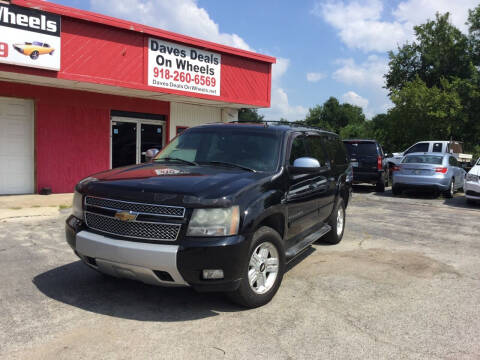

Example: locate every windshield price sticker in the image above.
[148,38,221,97]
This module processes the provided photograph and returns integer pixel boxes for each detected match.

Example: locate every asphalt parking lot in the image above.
[1,189,480,360]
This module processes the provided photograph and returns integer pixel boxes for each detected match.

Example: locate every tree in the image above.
[382,7,480,154]
[386,13,473,93]
[304,97,366,133]
[238,108,264,123]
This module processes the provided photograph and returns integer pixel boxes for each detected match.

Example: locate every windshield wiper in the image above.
[199,161,256,172]
[155,157,198,166]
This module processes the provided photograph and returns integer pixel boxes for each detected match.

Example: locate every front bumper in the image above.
[66,216,249,292]
[465,181,480,199]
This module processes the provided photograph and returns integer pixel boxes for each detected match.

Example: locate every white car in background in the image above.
[465,158,480,204]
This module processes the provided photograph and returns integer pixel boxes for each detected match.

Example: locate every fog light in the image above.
[202,269,224,280]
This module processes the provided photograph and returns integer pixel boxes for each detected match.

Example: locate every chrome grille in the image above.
[85,212,181,241]
[85,196,185,218]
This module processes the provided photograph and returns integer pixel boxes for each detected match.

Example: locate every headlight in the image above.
[187,206,240,237]
[72,191,83,219]
[466,173,479,182]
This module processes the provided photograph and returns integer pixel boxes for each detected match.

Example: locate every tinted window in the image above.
[402,155,443,165]
[156,128,282,172]
[405,142,429,154]
[449,156,458,166]
[327,137,349,165]
[432,143,443,152]
[305,136,328,166]
[289,135,308,165]
[477,158,480,166]
[343,142,377,156]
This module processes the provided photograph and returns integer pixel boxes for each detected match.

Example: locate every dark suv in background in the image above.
[66,122,352,308]
[343,139,389,192]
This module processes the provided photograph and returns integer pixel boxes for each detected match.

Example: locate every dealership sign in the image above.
[0,3,61,71]
[148,38,221,97]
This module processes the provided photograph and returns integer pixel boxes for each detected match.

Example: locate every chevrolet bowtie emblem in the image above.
[114,211,138,222]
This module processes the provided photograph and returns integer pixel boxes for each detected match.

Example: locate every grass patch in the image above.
[59,204,72,210]
[9,207,22,210]
[31,205,41,208]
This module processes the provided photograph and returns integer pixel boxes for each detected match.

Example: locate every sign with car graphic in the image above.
[0,3,61,71]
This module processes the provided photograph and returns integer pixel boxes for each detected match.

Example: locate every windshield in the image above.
[343,142,377,156]
[155,128,282,172]
[402,155,443,165]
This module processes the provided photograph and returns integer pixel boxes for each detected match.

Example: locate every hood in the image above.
[469,165,480,176]
[78,163,271,206]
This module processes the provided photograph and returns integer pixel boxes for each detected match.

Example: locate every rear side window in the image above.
[305,136,328,166]
[449,156,458,166]
[402,155,443,165]
[327,137,349,165]
[432,143,443,152]
[289,135,308,165]
[405,142,429,154]
[343,142,378,156]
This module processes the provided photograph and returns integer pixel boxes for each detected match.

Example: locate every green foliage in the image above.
[378,6,480,154]
[304,97,365,134]
[238,108,264,123]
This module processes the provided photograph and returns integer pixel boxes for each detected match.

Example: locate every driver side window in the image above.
[289,135,308,165]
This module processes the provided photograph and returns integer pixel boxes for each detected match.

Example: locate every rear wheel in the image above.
[30,51,39,60]
[323,199,346,245]
[376,173,386,192]
[227,226,285,308]
[444,179,454,198]
[392,185,402,196]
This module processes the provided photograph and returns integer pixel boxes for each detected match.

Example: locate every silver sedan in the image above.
[392,152,465,198]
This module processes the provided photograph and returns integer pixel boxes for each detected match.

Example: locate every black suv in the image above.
[66,123,352,308]
[343,139,389,192]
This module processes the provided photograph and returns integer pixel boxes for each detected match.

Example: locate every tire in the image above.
[444,179,454,198]
[30,51,39,60]
[392,185,402,196]
[466,198,477,205]
[376,174,386,192]
[323,198,346,245]
[227,226,285,308]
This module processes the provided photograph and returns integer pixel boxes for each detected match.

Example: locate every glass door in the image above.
[111,117,166,168]
[111,121,137,168]
[140,124,164,163]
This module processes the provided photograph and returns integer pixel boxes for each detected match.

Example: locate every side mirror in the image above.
[145,148,160,162]
[289,157,321,174]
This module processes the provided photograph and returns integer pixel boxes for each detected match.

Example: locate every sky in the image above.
[51,0,478,120]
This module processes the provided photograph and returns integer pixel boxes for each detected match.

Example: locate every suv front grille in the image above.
[85,196,185,218]
[85,212,181,241]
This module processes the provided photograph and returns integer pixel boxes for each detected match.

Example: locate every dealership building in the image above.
[0,0,275,194]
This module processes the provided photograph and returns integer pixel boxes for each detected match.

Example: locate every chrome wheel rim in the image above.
[336,206,345,237]
[248,242,279,295]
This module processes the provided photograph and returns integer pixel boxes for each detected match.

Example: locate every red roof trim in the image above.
[11,0,276,64]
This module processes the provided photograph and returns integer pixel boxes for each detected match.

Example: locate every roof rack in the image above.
[227,120,334,133]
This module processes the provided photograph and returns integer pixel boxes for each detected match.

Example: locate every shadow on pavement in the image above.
[443,195,480,210]
[34,252,316,321]
[33,261,243,322]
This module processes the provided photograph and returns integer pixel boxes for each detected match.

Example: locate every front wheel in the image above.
[227,226,285,308]
[323,199,346,245]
